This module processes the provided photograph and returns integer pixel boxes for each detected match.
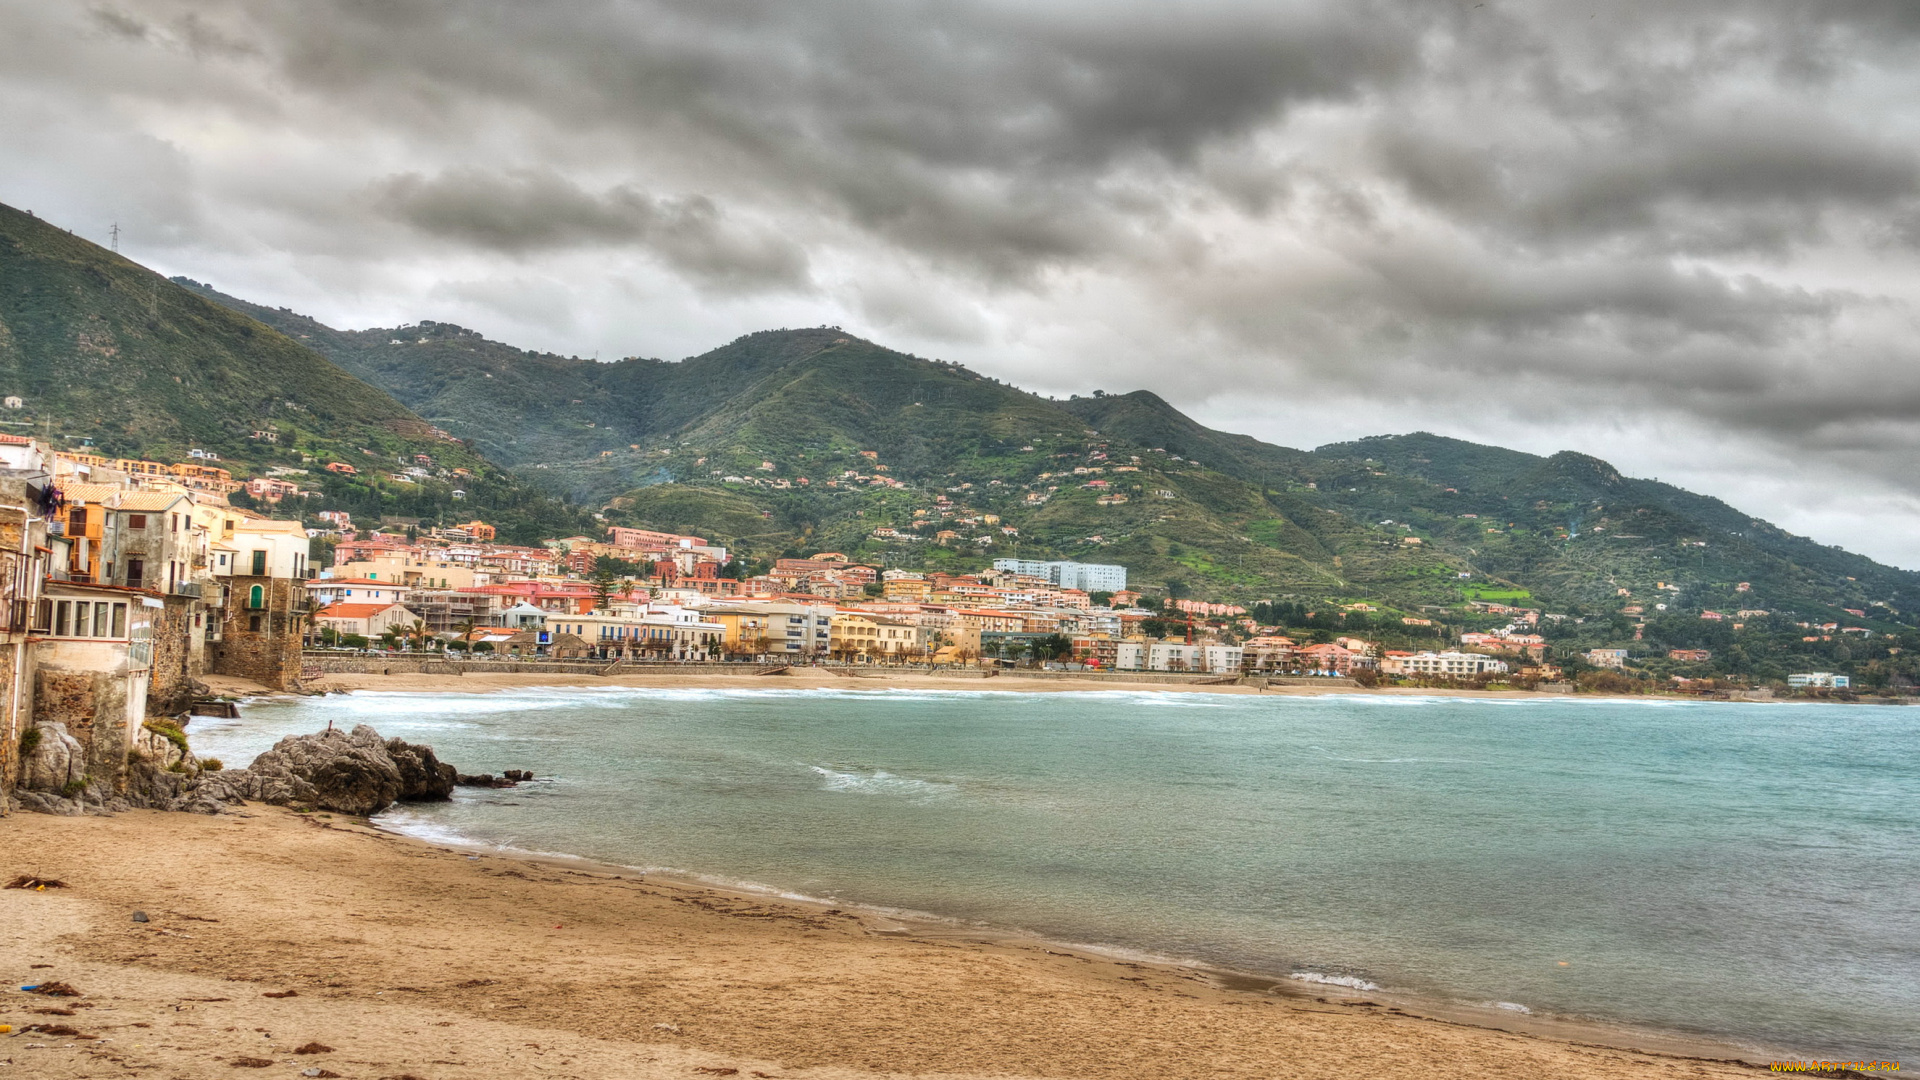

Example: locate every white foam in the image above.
[809,765,956,800]
[1289,972,1381,991]
[1488,1001,1533,1013]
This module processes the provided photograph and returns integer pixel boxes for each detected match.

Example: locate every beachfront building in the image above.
[1787,672,1851,689]
[1121,641,1243,673]
[543,604,724,661]
[1382,651,1510,677]
[314,601,421,641]
[831,612,931,662]
[704,600,835,659]
[1585,648,1630,669]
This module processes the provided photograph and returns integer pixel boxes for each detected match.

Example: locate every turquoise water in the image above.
[190,687,1920,1061]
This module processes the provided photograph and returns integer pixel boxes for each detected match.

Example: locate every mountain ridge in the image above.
[175,283,1919,638]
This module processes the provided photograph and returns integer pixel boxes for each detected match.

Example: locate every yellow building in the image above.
[882,577,931,602]
[830,612,929,662]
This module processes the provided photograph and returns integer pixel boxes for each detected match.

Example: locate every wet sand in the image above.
[2,807,1774,1079]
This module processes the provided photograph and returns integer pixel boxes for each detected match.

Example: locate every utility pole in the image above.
[109,222,120,251]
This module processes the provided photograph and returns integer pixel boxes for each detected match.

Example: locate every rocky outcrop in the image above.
[201,725,456,816]
[19,722,86,795]
[10,722,459,818]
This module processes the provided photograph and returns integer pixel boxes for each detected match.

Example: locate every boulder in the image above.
[214,724,458,816]
[384,736,457,802]
[19,723,86,794]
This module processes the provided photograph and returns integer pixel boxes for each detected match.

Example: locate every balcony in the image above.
[172,581,203,599]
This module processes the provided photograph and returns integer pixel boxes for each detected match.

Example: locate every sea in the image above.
[188,686,1920,1062]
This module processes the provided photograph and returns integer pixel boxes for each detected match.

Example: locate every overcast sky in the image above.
[6,1,1920,566]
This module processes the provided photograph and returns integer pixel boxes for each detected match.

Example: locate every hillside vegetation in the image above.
[0,202,590,543]
[182,285,1920,652]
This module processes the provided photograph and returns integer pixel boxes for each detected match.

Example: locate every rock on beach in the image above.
[203,724,457,816]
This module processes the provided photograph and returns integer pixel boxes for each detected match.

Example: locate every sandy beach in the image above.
[208,666,1549,700]
[0,805,1775,1079]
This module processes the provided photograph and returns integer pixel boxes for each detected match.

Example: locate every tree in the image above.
[589,565,618,610]
[1033,633,1074,661]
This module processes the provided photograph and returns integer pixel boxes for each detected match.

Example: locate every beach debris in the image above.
[263,990,300,999]
[231,1057,275,1068]
[31,1007,77,1016]
[293,1042,334,1054]
[27,1024,93,1039]
[3,876,67,890]
[131,910,149,923]
[694,1070,740,1076]
[23,982,80,997]
[0,1025,9,1034]
[652,1022,682,1033]
[301,1070,343,1078]
[454,978,497,988]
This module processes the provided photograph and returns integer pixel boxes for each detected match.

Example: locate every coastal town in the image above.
[2,430,1885,815]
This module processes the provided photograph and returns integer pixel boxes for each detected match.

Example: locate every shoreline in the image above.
[363,809,1780,1068]
[204,666,1822,704]
[2,806,1783,1079]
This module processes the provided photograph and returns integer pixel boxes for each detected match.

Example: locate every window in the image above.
[125,558,144,589]
[248,584,265,609]
[33,598,52,633]
[93,603,109,637]
[249,614,262,632]
[69,508,86,532]
[111,603,127,637]
[251,550,267,576]
[128,514,147,529]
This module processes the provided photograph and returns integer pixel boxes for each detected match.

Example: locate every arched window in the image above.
[248,584,264,610]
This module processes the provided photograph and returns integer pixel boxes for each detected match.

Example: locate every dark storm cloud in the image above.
[371,168,810,292]
[11,0,1920,558]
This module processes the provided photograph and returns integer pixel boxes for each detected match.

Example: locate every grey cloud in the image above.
[372,169,810,293]
[17,0,1920,560]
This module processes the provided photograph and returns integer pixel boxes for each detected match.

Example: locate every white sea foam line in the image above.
[808,764,957,799]
[1289,972,1382,991]
[1486,1001,1533,1013]
[1307,746,1490,764]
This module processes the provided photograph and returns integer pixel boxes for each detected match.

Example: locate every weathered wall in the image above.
[31,665,139,795]
[0,640,23,810]
[148,596,196,716]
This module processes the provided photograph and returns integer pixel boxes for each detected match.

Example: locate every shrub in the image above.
[60,778,87,798]
[141,719,189,754]
[199,757,224,772]
[18,727,41,757]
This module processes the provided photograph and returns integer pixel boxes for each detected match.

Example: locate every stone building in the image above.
[0,440,53,812]
[24,580,158,801]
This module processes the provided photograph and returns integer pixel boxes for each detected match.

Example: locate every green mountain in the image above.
[0,202,589,543]
[177,288,1920,640]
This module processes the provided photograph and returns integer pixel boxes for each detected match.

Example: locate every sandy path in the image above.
[1,808,1765,1079]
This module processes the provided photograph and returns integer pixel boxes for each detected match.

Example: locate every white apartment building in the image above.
[990,558,1127,592]
[1384,651,1509,677]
